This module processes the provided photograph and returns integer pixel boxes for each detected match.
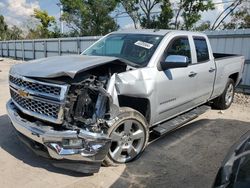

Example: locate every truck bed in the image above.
[212,53,244,98]
[213,53,240,60]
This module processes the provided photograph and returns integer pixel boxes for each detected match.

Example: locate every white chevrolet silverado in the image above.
[6,30,245,173]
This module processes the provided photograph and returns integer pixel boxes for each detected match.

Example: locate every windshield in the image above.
[82,34,163,67]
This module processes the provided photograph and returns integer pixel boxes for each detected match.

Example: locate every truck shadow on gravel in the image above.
[110,118,250,188]
[1,113,250,186]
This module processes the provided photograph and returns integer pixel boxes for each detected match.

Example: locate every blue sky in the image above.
[39,0,60,17]
[0,0,232,32]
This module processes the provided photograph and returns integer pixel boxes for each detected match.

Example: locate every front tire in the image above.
[103,107,149,167]
[212,78,235,110]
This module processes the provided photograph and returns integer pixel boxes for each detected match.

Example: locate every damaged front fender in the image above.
[107,68,155,105]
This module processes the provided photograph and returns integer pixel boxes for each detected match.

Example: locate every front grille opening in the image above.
[9,75,62,96]
[10,89,60,119]
[13,103,66,130]
[9,75,68,124]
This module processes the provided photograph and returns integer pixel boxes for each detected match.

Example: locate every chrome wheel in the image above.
[109,119,146,163]
[225,83,234,106]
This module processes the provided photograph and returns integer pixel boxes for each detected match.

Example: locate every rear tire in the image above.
[103,107,149,167]
[212,78,235,110]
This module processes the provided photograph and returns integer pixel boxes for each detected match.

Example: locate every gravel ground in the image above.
[0,58,250,188]
[0,57,24,64]
[234,92,250,107]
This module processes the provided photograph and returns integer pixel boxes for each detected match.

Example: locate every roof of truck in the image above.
[112,29,206,37]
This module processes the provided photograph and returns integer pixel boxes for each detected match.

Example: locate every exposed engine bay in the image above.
[60,61,127,134]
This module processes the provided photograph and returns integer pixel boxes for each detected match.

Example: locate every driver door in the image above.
[155,36,199,123]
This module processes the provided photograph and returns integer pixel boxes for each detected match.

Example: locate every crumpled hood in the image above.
[10,55,123,79]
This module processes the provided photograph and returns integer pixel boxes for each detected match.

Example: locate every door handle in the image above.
[188,71,197,77]
[209,67,216,73]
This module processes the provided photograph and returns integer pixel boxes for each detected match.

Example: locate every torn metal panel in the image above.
[106,74,119,105]
[10,55,127,79]
[114,68,155,98]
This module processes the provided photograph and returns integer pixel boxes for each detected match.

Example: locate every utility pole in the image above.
[57,3,64,34]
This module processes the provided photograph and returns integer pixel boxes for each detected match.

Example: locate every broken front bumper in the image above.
[6,100,111,174]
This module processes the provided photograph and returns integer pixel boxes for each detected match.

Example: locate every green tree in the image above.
[118,0,173,29]
[34,9,55,29]
[119,0,164,29]
[32,9,56,38]
[0,15,23,40]
[25,9,63,39]
[223,7,250,29]
[0,15,8,40]
[50,25,63,38]
[174,0,214,30]
[139,0,161,28]
[195,21,211,31]
[60,0,118,36]
[119,0,140,29]
[7,25,23,40]
[153,0,173,29]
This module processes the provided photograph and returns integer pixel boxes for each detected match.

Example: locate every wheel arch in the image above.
[117,95,151,123]
[229,72,239,85]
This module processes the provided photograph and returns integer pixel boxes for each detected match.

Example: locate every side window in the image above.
[165,37,191,63]
[193,37,210,62]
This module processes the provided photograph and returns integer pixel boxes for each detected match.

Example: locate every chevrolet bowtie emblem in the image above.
[18,89,29,98]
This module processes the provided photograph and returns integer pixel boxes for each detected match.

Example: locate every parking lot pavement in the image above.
[1,59,250,188]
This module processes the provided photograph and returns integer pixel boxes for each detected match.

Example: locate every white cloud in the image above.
[7,0,39,17]
[4,15,22,26]
[3,0,40,26]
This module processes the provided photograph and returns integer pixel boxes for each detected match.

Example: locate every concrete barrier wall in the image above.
[0,36,101,60]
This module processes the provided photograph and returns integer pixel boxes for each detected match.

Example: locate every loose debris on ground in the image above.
[234,92,250,107]
[0,58,23,64]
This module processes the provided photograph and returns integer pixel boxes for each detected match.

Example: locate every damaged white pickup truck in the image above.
[6,30,245,173]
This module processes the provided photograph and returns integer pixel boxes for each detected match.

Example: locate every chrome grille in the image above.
[9,75,61,96]
[9,74,69,124]
[10,90,60,119]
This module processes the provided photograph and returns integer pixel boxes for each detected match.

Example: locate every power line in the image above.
[113,0,245,19]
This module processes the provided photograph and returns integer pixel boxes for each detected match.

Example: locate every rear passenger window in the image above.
[193,37,209,62]
[165,37,191,63]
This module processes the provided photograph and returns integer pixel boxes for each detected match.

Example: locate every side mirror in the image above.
[160,55,189,71]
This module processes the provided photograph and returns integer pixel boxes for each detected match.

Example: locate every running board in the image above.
[152,105,211,137]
